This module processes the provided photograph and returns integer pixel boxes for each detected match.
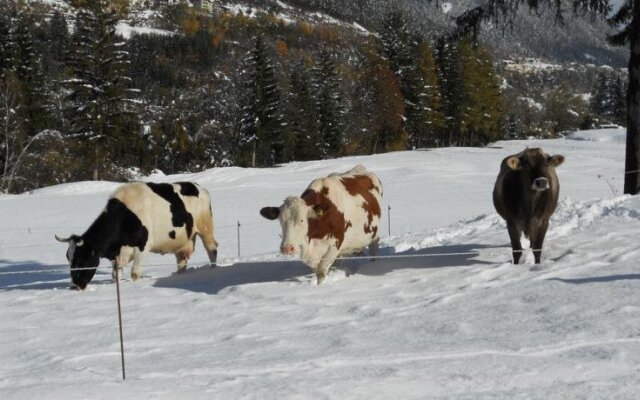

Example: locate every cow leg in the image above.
[531,220,549,264]
[507,221,523,264]
[176,239,195,273]
[111,261,121,281]
[131,250,146,281]
[196,210,219,267]
[198,233,218,268]
[112,247,134,281]
[369,238,380,261]
[175,253,188,273]
[315,249,339,285]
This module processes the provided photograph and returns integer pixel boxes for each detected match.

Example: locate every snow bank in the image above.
[2,131,640,398]
[565,127,626,144]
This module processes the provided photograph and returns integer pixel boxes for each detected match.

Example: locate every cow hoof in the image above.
[177,267,187,274]
[131,271,141,281]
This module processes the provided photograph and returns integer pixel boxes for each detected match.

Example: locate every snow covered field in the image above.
[2,128,639,399]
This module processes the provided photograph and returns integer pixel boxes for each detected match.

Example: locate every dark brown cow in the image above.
[493,148,565,264]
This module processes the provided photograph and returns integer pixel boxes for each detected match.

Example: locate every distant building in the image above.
[192,0,214,12]
[152,0,183,7]
[143,0,214,11]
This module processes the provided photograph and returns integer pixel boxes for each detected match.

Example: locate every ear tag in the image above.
[316,208,324,217]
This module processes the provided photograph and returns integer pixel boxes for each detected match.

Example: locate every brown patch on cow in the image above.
[340,175,381,234]
[302,187,348,248]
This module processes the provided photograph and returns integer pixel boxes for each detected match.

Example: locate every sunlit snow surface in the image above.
[2,128,640,399]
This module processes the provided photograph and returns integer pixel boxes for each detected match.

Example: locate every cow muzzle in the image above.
[280,244,296,255]
[532,177,550,191]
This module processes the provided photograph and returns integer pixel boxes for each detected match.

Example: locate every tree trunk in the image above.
[251,141,256,168]
[93,146,99,181]
[624,5,640,194]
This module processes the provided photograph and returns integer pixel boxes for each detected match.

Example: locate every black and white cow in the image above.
[56,182,218,289]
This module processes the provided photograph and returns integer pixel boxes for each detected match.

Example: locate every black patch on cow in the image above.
[85,198,150,258]
[146,183,194,238]
[169,230,176,239]
[178,182,199,197]
[71,198,149,288]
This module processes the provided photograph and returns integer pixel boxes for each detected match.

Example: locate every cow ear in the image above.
[506,156,521,171]
[260,207,280,220]
[309,207,325,219]
[548,154,565,167]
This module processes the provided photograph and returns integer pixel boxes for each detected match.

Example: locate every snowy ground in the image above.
[1,128,639,399]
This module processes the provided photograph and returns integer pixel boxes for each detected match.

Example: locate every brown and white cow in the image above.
[56,182,219,289]
[260,165,383,284]
[493,148,564,264]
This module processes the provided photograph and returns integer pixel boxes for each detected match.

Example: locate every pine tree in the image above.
[238,36,284,167]
[436,38,463,146]
[380,12,426,148]
[591,71,627,126]
[612,76,627,125]
[64,0,140,180]
[416,40,446,147]
[2,3,48,136]
[47,10,69,76]
[458,38,505,146]
[356,50,407,154]
[313,48,344,158]
[286,60,320,161]
[0,5,11,73]
[545,84,583,134]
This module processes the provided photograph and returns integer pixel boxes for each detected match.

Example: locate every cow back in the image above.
[302,165,382,254]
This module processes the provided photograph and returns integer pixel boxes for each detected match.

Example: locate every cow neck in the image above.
[81,199,124,256]
[81,215,112,255]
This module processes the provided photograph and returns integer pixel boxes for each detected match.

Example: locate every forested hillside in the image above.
[0,0,628,192]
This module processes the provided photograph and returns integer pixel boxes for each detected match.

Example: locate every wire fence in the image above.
[0,247,544,277]
[0,165,635,275]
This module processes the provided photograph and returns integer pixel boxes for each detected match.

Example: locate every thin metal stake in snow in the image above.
[237,221,241,258]
[115,272,126,380]
[388,205,391,236]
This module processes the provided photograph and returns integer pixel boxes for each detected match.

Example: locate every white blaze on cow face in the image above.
[280,198,310,255]
[266,197,316,256]
[66,240,77,263]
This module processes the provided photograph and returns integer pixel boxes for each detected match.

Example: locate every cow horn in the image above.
[55,234,71,243]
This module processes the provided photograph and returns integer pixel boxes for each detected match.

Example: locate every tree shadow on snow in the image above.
[0,259,111,291]
[153,244,496,295]
[548,274,640,285]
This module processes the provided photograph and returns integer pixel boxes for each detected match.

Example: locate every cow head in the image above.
[260,196,321,256]
[55,234,100,289]
[506,148,564,192]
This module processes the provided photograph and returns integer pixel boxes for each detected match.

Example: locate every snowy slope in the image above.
[2,128,640,399]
